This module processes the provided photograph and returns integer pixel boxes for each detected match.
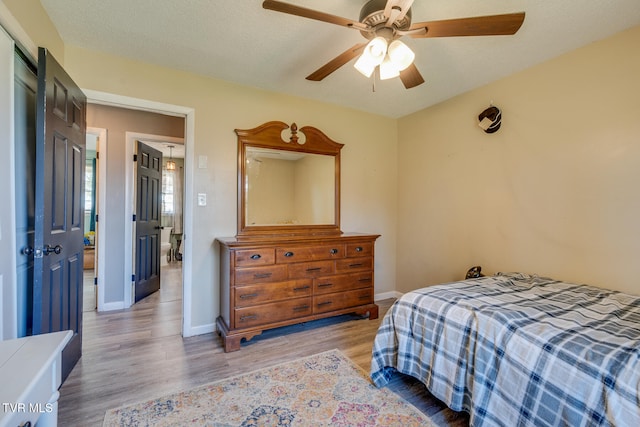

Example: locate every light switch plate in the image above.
[197,193,207,206]
[198,155,208,169]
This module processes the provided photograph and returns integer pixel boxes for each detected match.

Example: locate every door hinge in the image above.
[94,277,98,286]
[95,214,99,223]
[132,214,136,222]
[133,154,138,162]
[132,274,136,282]
[96,151,100,159]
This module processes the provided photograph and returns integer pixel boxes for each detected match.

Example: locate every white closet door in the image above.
[0,26,16,341]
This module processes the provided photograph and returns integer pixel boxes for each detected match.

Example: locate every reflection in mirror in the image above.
[245,147,335,226]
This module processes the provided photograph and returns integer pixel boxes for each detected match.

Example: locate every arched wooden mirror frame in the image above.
[235,121,343,239]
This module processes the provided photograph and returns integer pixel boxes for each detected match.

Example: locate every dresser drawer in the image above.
[235,265,288,284]
[345,242,373,258]
[276,244,345,263]
[313,288,373,314]
[235,248,275,267]
[288,260,334,279]
[335,257,372,273]
[235,298,312,328]
[313,272,373,295]
[235,279,312,307]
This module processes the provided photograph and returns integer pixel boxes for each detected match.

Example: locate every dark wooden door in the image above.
[33,48,86,382]
[135,141,162,302]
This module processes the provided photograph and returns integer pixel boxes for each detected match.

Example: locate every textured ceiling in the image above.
[40,0,640,118]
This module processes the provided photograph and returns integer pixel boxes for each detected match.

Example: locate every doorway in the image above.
[83,129,185,317]
[83,97,195,337]
[83,127,106,312]
[133,137,185,304]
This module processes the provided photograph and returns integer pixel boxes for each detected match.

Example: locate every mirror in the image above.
[245,147,335,226]
[236,121,343,238]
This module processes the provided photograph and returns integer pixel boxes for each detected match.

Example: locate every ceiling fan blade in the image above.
[399,63,425,89]
[306,43,367,81]
[410,12,525,38]
[384,0,414,26]
[263,0,368,31]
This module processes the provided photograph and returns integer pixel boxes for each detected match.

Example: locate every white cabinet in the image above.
[0,331,72,427]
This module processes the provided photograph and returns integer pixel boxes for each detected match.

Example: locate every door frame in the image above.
[1,2,40,341]
[86,127,107,311]
[126,132,184,307]
[0,25,16,341]
[84,89,195,337]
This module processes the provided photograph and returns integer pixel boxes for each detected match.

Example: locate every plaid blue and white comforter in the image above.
[371,273,640,426]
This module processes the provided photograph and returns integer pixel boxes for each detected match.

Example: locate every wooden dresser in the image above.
[216,233,379,352]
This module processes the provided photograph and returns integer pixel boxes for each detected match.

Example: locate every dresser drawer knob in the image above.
[355,246,363,252]
[240,315,258,322]
[358,277,372,282]
[318,283,333,288]
[349,263,363,268]
[239,293,259,299]
[317,301,332,307]
[250,254,261,260]
[306,267,322,272]
[284,251,294,257]
[330,248,339,254]
[254,272,272,279]
[293,285,311,291]
[293,305,310,312]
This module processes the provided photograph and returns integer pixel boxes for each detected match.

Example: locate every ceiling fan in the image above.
[262,0,525,89]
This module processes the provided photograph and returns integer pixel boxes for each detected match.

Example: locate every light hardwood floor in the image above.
[59,264,469,426]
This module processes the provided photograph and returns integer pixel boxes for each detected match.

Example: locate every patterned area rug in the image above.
[103,349,434,426]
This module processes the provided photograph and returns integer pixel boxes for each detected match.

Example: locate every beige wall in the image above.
[294,155,334,224]
[247,158,295,225]
[397,25,640,296]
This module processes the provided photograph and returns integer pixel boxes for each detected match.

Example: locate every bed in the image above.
[370,273,640,426]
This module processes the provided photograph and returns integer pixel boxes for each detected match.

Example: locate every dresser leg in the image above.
[224,336,242,352]
[368,304,379,320]
[217,316,265,352]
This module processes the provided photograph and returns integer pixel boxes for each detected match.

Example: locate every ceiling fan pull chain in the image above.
[372,67,378,92]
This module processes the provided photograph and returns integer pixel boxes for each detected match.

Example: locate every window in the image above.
[162,169,174,214]
[84,162,94,212]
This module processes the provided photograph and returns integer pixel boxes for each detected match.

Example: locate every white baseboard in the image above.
[99,301,126,312]
[375,291,402,301]
[183,322,216,338]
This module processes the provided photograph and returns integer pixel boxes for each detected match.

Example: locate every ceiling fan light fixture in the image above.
[387,40,414,71]
[354,55,376,77]
[379,56,400,80]
[354,36,388,77]
[365,36,388,60]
